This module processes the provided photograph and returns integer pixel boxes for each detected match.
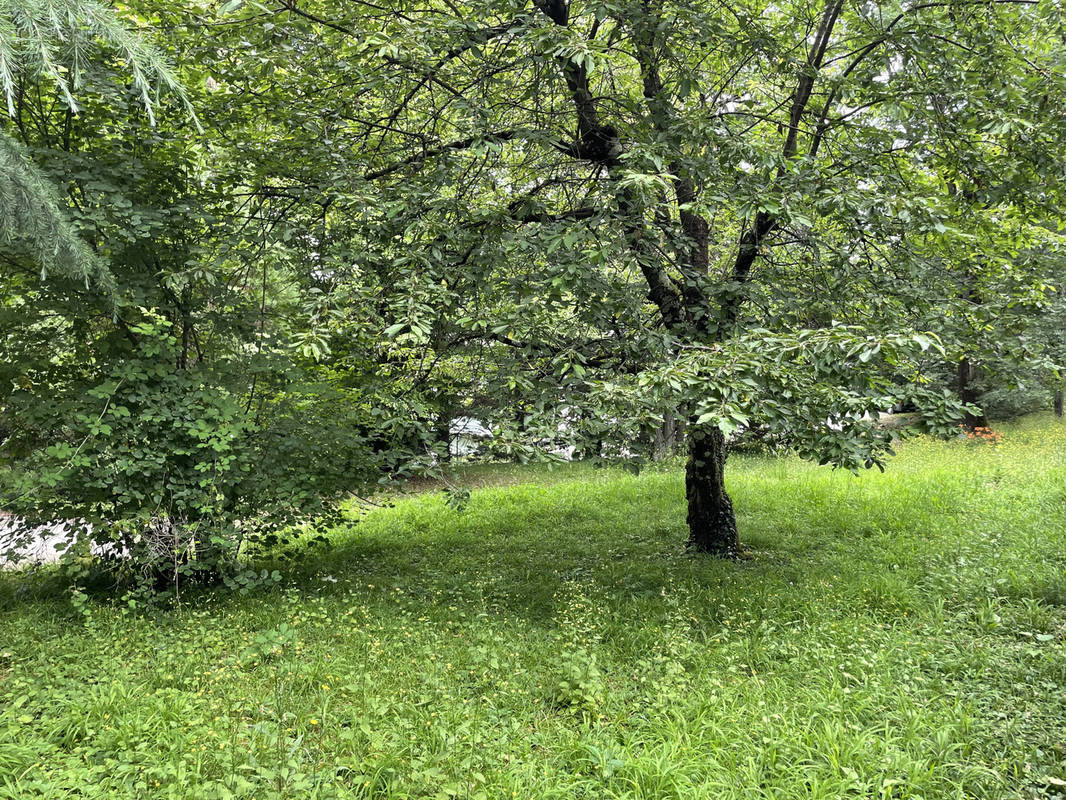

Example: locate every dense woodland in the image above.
[1,0,1064,579]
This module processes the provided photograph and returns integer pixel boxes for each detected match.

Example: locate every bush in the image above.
[1,314,386,593]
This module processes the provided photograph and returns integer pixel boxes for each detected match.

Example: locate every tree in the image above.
[191,0,1063,555]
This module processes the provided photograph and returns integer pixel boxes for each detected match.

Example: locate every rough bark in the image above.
[956,357,988,430]
[1054,386,1064,418]
[652,414,678,460]
[685,427,738,557]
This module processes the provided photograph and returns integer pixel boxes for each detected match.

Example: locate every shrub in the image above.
[1,313,386,593]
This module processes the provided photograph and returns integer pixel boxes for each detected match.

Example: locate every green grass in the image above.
[1,415,1065,799]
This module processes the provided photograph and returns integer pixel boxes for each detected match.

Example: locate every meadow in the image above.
[1,416,1064,799]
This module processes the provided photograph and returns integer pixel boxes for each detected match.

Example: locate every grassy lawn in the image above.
[1,416,1065,799]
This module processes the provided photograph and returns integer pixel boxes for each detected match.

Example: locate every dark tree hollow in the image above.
[685,426,739,557]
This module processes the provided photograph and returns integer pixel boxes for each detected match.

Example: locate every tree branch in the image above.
[721,0,843,330]
[361,130,522,181]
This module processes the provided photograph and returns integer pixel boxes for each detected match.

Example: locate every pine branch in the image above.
[0,130,115,295]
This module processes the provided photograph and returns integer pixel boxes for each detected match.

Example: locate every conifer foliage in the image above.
[0,0,188,292]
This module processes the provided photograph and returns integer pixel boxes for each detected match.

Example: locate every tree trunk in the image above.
[434,401,454,462]
[686,426,738,557]
[652,413,677,460]
[1054,387,1064,418]
[956,357,988,430]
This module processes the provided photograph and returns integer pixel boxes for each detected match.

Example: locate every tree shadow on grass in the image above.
[262,480,815,632]
[8,462,1061,625]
